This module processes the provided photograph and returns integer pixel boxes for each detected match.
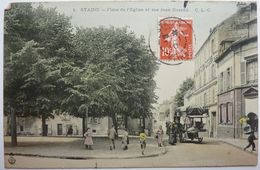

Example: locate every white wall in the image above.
[245,98,258,115]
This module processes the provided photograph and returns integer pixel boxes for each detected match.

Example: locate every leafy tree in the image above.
[4,3,74,144]
[174,78,194,107]
[23,5,74,136]
[4,3,158,143]
[70,27,158,132]
[4,3,38,146]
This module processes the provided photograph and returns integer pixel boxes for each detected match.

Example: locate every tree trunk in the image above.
[7,114,11,136]
[111,112,118,136]
[11,108,17,146]
[142,117,146,129]
[82,117,85,137]
[41,115,47,136]
[124,115,128,129]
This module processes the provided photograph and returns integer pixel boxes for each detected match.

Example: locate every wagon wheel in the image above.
[180,133,186,143]
[198,137,203,143]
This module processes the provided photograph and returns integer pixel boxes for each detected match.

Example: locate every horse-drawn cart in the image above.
[175,106,208,143]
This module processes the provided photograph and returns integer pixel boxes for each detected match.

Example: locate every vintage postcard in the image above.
[1,0,259,169]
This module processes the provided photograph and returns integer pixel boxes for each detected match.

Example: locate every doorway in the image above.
[211,112,216,137]
[57,124,62,135]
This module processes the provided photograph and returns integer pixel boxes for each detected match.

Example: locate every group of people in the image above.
[107,125,129,151]
[83,125,165,155]
[166,121,184,145]
[83,125,128,151]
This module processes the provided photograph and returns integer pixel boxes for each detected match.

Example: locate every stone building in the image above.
[215,3,257,138]
[4,113,153,137]
[4,114,110,136]
[186,3,253,138]
[153,99,176,133]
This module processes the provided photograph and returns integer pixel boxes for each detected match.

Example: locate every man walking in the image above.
[108,125,117,150]
[244,131,257,151]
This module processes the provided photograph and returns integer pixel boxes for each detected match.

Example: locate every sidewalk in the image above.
[4,136,166,159]
[207,137,258,156]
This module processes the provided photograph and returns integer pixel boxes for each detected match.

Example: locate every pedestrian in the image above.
[66,125,73,136]
[156,125,164,147]
[244,131,256,151]
[84,128,93,150]
[139,129,147,155]
[169,122,177,145]
[122,128,129,150]
[108,125,117,150]
[176,120,184,142]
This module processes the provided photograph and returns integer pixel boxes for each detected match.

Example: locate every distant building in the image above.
[4,114,153,137]
[4,114,110,136]
[215,3,257,138]
[153,99,176,133]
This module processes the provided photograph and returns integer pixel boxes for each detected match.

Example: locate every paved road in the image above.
[4,136,165,159]
[5,139,258,169]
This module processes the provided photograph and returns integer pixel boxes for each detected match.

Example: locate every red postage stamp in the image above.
[159,18,193,61]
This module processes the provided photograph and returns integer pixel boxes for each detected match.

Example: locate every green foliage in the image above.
[70,26,158,119]
[4,3,158,124]
[4,3,73,119]
[174,78,194,107]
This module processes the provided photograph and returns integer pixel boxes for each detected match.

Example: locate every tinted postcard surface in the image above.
[2,0,259,169]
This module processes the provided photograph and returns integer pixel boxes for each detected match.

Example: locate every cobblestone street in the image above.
[4,136,165,159]
[4,136,258,168]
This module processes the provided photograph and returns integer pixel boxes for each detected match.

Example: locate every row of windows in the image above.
[218,60,258,93]
[191,86,217,107]
[195,64,216,90]
[219,67,232,93]
[219,103,233,125]
[195,38,217,71]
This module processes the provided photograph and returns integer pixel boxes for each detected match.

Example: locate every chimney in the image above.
[236,2,247,10]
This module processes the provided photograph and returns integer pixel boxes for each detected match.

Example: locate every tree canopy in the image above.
[4,2,158,139]
[174,78,194,107]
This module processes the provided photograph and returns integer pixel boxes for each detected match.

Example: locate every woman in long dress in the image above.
[156,125,164,147]
[84,128,93,150]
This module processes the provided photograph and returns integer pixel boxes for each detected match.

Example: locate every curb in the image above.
[218,140,258,156]
[5,147,167,160]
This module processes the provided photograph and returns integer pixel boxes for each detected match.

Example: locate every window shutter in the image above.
[230,67,232,88]
[223,71,226,91]
[218,75,221,93]
[254,61,258,81]
[241,62,246,85]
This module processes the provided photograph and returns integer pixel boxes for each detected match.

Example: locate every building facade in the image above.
[4,114,153,137]
[4,114,110,136]
[215,3,257,138]
[153,99,176,134]
[185,3,253,138]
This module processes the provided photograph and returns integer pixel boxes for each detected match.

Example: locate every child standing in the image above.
[84,128,93,150]
[156,125,164,147]
[139,129,147,155]
[108,125,117,150]
[122,128,129,150]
